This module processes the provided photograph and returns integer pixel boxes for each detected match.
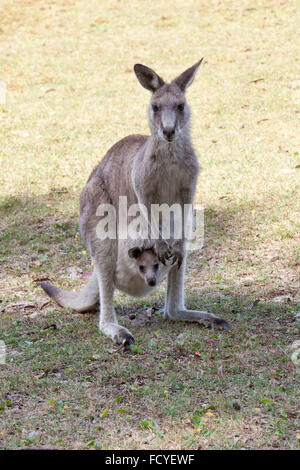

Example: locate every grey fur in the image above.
[41,61,229,345]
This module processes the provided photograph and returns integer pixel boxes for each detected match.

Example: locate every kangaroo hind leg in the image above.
[93,255,135,346]
[164,257,229,330]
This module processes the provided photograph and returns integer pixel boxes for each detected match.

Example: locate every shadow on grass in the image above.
[0,189,253,259]
[0,189,298,303]
[0,191,298,450]
[0,190,81,270]
[0,285,298,450]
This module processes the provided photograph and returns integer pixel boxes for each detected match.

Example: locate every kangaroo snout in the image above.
[163,127,175,141]
[147,278,156,287]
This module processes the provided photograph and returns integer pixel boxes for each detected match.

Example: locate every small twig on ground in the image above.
[110,343,127,355]
[40,301,52,309]
[1,302,37,311]
[249,78,264,83]
[276,343,295,368]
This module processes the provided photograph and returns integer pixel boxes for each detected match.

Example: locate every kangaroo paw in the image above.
[154,240,171,265]
[113,328,135,347]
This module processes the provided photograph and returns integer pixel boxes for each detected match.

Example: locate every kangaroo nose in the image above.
[148,278,156,287]
[163,127,175,140]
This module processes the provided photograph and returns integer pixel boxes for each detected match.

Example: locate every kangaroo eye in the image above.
[139,266,145,273]
[177,103,184,112]
[152,104,159,113]
[154,263,159,270]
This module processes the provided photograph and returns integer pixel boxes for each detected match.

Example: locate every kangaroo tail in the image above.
[41,270,99,313]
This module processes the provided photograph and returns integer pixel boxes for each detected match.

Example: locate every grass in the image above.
[0,0,299,450]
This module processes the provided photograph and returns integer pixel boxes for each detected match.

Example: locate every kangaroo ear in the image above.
[173,58,203,91]
[128,247,142,259]
[134,64,165,92]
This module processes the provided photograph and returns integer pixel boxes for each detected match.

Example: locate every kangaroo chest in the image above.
[145,156,192,205]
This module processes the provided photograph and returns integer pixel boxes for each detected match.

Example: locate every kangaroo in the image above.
[41,244,161,311]
[41,60,229,345]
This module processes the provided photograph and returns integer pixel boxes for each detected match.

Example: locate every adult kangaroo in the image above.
[41,60,229,345]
